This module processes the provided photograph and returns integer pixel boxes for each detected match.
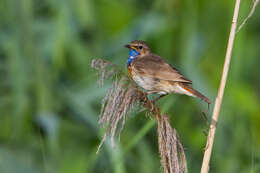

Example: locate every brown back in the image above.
[132,54,192,83]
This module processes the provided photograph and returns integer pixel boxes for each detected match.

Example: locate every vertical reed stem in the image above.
[200,1,241,172]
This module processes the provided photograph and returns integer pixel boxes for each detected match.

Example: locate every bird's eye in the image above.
[138,46,143,49]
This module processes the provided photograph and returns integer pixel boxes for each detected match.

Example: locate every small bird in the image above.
[125,40,210,104]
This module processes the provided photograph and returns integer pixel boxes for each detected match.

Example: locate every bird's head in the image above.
[125,40,151,56]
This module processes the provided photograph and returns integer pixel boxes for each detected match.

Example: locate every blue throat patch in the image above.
[127,49,140,67]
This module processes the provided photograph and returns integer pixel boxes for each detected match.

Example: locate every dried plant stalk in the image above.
[200,0,243,172]
[92,59,142,153]
[92,58,187,173]
[237,0,259,33]
[156,114,187,173]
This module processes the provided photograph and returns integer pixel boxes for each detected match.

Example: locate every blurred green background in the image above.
[0,0,260,172]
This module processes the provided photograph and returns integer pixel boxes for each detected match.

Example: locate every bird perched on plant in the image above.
[125,40,210,104]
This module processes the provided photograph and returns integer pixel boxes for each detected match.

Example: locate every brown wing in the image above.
[132,54,192,83]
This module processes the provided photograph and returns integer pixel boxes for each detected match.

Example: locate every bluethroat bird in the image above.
[125,40,210,104]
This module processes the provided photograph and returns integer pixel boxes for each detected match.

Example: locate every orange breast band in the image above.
[128,66,133,78]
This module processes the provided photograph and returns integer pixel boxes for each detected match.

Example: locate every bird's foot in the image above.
[149,101,155,112]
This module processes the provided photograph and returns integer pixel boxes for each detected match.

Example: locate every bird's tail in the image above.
[178,82,211,104]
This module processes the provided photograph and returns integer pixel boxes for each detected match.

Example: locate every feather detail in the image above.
[178,83,211,104]
[131,54,191,83]
[128,65,133,78]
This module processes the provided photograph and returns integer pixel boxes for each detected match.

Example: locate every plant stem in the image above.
[200,0,241,172]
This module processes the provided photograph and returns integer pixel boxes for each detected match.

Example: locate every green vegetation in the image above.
[0,0,259,172]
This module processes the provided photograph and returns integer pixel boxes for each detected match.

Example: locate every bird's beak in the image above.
[124,44,136,50]
[124,44,131,48]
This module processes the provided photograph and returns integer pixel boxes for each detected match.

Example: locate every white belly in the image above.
[132,75,155,91]
[132,72,194,97]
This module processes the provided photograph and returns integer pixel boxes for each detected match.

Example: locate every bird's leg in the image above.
[151,94,167,104]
